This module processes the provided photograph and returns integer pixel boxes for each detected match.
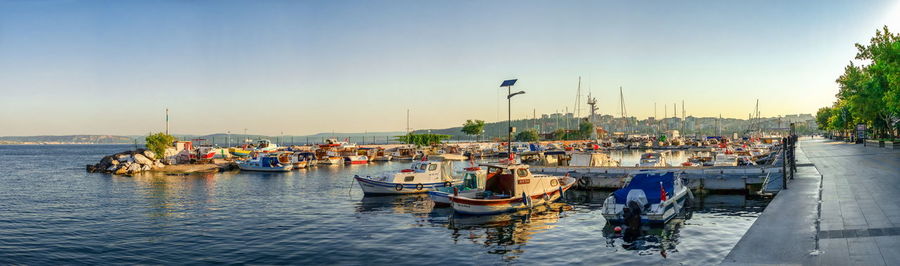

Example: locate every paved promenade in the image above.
[724,137,900,265]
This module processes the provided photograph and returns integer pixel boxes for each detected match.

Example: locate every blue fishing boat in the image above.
[237,156,293,172]
[601,171,691,224]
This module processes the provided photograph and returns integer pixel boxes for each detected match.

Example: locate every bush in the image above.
[395,133,451,147]
[515,129,540,142]
[145,133,176,158]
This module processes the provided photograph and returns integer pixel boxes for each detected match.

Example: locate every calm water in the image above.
[0,145,767,265]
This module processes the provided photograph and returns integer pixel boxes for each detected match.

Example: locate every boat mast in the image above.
[574,76,582,120]
[619,86,627,133]
[681,100,685,136]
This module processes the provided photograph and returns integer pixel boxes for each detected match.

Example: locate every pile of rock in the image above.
[86,149,166,175]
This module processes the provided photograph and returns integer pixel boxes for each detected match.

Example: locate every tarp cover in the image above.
[613,172,675,204]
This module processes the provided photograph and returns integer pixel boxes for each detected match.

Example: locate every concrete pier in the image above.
[723,138,900,265]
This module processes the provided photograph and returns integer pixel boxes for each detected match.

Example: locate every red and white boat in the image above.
[344,155,369,164]
[448,163,577,215]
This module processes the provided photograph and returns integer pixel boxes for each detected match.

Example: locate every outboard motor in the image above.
[623,190,648,242]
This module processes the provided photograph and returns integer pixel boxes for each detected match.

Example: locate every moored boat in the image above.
[637,152,670,167]
[428,165,486,206]
[237,156,293,172]
[229,148,251,157]
[344,155,369,164]
[354,160,458,195]
[447,163,577,215]
[601,171,690,224]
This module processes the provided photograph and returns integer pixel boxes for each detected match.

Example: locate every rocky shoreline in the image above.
[85,149,166,175]
[86,149,239,175]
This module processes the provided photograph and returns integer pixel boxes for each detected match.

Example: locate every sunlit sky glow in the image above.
[1,0,898,136]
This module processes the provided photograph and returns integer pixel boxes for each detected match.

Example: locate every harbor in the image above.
[3,1,900,264]
[1,144,772,264]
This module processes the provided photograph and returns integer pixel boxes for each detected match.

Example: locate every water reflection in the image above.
[118,171,222,219]
[443,204,569,261]
[357,194,434,214]
[353,189,767,262]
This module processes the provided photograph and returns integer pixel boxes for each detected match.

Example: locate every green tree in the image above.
[461,120,486,137]
[515,129,540,142]
[576,121,594,140]
[396,133,451,147]
[145,132,176,158]
[836,26,900,138]
[552,129,568,140]
[816,107,834,131]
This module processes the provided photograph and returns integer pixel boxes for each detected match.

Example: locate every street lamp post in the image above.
[501,79,524,163]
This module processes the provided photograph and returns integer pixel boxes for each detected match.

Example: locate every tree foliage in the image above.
[145,132,175,158]
[576,121,595,139]
[515,129,540,142]
[817,26,900,138]
[461,120,486,136]
[395,133,451,147]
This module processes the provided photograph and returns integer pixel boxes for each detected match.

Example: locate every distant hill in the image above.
[0,135,134,144]
[0,132,407,145]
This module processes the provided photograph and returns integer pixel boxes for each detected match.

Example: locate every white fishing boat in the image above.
[354,159,457,195]
[447,163,577,215]
[237,156,293,172]
[713,153,738,167]
[315,148,344,165]
[601,171,691,224]
[344,155,369,164]
[372,148,393,161]
[295,152,318,166]
[392,147,419,161]
[637,152,670,167]
[254,139,278,152]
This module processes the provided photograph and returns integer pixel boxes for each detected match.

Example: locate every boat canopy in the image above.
[613,172,675,204]
[260,156,281,166]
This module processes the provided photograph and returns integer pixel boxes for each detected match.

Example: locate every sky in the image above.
[1,0,899,136]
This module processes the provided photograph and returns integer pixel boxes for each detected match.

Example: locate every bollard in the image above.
[782,141,788,190]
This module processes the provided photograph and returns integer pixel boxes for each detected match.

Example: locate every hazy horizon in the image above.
[2,0,899,136]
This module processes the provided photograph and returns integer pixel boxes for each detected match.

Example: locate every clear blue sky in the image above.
[1,0,898,136]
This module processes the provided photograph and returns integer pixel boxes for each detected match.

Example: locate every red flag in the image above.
[659,181,667,202]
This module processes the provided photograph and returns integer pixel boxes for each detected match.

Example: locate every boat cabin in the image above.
[478,163,560,199]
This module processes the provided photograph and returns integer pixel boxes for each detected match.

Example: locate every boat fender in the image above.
[444,181,452,188]
[416,183,424,190]
[395,184,403,191]
[522,192,532,208]
[558,186,565,200]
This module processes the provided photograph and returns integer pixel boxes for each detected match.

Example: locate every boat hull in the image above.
[354,176,451,195]
[428,191,452,206]
[449,178,575,215]
[602,190,689,224]
[345,155,369,164]
[319,157,343,165]
[237,164,293,172]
